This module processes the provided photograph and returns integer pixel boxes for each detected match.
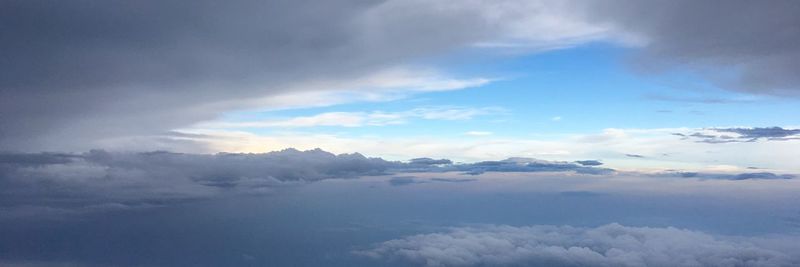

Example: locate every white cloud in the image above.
[464,131,493,136]
[356,223,799,267]
[236,68,495,112]
[196,106,504,129]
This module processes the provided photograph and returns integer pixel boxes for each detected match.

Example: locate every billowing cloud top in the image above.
[357,223,800,267]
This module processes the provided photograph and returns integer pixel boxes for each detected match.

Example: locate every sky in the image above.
[2,1,800,266]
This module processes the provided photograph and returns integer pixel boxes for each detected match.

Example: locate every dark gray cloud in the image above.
[429,178,477,183]
[625,154,645,158]
[574,160,603,166]
[0,0,507,151]
[0,148,395,219]
[588,0,800,96]
[441,158,614,176]
[388,176,423,186]
[0,148,616,219]
[662,171,795,181]
[677,127,800,143]
[716,127,800,140]
[409,158,453,165]
[357,223,800,267]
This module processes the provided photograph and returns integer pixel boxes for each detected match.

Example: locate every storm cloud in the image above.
[357,223,800,267]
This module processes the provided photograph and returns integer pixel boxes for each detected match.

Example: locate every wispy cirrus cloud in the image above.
[197,106,506,129]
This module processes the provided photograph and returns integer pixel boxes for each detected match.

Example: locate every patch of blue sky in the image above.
[215,43,800,139]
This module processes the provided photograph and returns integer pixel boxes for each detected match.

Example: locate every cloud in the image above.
[0,0,610,151]
[197,106,504,129]
[715,127,800,140]
[464,131,493,137]
[441,157,614,175]
[224,68,494,111]
[677,127,800,143]
[659,171,795,181]
[0,148,614,219]
[586,0,800,96]
[388,176,423,186]
[410,158,454,165]
[356,223,800,267]
[429,178,478,183]
[0,148,396,219]
[624,154,645,158]
[0,147,619,219]
[575,160,603,166]
[3,0,799,152]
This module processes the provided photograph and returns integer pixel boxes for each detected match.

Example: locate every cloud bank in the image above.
[0,148,393,219]
[357,223,800,267]
[1,147,795,219]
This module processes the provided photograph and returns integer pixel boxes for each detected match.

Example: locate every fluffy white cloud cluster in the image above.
[357,223,799,267]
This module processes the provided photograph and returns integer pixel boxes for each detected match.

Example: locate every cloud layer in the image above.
[4,0,798,151]
[357,223,800,267]
[0,148,392,219]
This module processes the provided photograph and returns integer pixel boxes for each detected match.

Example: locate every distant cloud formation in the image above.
[660,171,795,180]
[675,127,800,143]
[0,148,394,219]
[357,223,800,267]
[409,158,454,165]
[388,176,422,186]
[443,158,614,175]
[574,160,603,166]
[1,148,795,219]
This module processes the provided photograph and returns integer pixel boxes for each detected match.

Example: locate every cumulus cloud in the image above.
[356,223,800,267]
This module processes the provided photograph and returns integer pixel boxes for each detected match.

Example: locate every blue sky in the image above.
[187,42,800,172]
